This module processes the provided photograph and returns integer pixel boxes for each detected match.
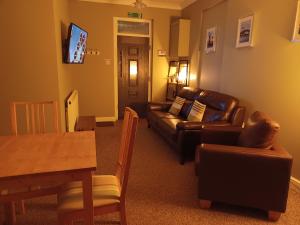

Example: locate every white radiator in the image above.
[65,90,79,132]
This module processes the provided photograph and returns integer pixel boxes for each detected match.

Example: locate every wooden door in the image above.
[118,37,149,118]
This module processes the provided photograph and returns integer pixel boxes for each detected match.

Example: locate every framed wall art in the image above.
[292,0,300,42]
[205,27,217,53]
[236,15,254,48]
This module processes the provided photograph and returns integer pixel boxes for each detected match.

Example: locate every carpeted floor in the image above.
[1,119,300,224]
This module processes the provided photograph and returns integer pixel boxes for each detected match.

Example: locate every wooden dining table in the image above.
[0,131,97,225]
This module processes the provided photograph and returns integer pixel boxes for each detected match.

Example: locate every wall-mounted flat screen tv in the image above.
[65,23,88,64]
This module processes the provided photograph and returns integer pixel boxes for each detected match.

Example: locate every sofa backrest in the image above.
[178,87,239,122]
[178,87,202,100]
[196,90,239,122]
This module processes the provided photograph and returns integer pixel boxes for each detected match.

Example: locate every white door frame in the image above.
[113,17,152,119]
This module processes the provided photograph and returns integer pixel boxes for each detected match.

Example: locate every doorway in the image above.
[118,36,149,118]
[113,17,152,119]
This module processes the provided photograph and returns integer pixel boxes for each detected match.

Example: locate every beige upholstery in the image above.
[58,175,121,212]
[61,175,119,192]
[58,181,120,212]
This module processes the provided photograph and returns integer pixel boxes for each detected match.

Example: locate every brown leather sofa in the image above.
[147,87,246,164]
[195,111,293,221]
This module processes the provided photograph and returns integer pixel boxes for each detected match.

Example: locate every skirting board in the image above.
[291,176,300,189]
[96,116,117,123]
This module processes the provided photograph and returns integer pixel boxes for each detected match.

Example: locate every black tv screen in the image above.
[66,23,88,64]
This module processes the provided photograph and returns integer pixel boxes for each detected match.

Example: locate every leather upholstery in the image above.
[147,87,246,164]
[195,112,293,214]
[238,111,280,149]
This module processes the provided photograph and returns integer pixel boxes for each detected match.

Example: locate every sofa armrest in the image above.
[147,102,172,112]
[176,121,230,131]
[201,125,242,145]
[197,143,293,212]
[230,106,246,126]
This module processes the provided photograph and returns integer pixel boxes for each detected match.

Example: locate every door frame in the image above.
[113,17,152,119]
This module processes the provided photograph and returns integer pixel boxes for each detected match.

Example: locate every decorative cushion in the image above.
[187,100,206,122]
[179,100,193,118]
[238,111,280,149]
[169,96,185,116]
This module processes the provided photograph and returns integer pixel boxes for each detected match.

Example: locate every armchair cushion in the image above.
[238,111,280,149]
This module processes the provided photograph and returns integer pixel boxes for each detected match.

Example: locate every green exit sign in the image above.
[128,12,142,18]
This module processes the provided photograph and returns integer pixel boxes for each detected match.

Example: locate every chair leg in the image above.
[199,200,212,209]
[268,211,281,221]
[4,202,16,225]
[16,200,26,215]
[120,202,127,225]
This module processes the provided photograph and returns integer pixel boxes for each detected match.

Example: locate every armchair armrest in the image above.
[200,143,292,159]
[201,125,242,145]
[147,102,172,112]
[197,143,293,212]
[176,121,230,131]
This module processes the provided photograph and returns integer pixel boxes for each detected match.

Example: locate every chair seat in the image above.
[61,175,120,192]
[58,175,121,212]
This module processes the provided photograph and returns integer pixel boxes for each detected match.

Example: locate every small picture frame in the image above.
[236,15,254,48]
[292,0,300,42]
[205,27,217,53]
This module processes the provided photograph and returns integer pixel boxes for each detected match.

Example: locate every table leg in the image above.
[4,202,16,225]
[82,172,94,225]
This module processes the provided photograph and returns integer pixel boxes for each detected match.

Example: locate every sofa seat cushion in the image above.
[157,118,183,140]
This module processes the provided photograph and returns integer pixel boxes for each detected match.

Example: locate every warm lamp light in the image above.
[178,69,187,83]
[129,60,138,76]
[178,61,189,84]
[190,73,197,81]
[169,66,177,77]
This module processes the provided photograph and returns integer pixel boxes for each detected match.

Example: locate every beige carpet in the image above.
[1,119,300,224]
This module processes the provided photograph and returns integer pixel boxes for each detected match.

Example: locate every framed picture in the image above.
[292,0,300,42]
[205,27,217,53]
[236,15,254,48]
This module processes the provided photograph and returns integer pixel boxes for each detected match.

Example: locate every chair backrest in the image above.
[10,101,60,135]
[115,107,139,200]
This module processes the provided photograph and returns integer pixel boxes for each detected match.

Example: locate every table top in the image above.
[0,131,97,179]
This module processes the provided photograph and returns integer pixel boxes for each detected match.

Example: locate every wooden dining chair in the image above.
[10,101,60,135]
[1,101,60,224]
[57,107,139,225]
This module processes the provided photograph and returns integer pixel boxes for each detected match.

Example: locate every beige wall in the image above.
[68,1,180,118]
[53,0,72,131]
[199,1,228,90]
[0,0,60,135]
[182,0,223,87]
[183,0,300,179]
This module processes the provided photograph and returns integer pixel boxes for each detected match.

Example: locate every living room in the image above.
[0,0,300,224]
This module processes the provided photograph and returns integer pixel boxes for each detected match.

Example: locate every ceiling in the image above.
[79,0,197,10]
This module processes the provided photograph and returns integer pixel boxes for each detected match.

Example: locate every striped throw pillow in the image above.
[169,96,186,116]
[187,100,206,122]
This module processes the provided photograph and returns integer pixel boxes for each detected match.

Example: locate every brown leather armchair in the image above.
[195,111,293,221]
